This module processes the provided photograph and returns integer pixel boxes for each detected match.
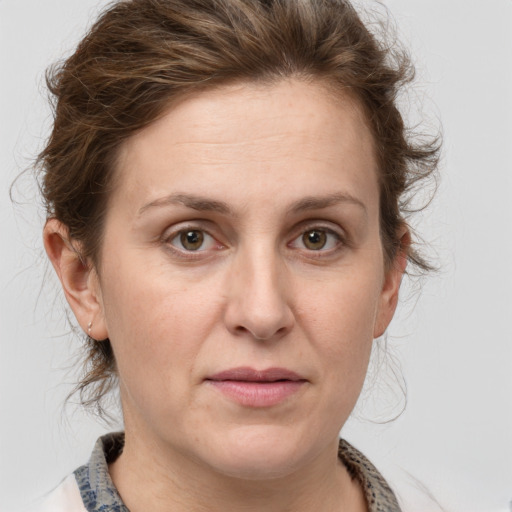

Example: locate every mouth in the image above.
[205,367,307,407]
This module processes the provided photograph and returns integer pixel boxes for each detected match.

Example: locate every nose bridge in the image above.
[225,236,293,340]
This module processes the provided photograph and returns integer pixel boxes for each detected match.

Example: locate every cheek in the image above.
[99,259,220,409]
[299,268,382,388]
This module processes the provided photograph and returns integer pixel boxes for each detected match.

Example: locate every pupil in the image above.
[309,232,321,244]
[304,230,326,250]
[181,230,203,250]
[187,231,199,244]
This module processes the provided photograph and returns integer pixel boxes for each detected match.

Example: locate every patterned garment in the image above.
[74,434,129,512]
[338,439,402,512]
[73,432,402,512]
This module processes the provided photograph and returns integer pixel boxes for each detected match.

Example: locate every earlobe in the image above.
[43,219,108,340]
[373,228,410,339]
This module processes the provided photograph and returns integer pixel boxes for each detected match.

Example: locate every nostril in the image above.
[232,324,289,341]
[223,280,294,341]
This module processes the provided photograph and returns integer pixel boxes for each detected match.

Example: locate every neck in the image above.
[108,429,367,512]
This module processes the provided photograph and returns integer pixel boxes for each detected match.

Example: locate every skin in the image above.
[44,79,407,512]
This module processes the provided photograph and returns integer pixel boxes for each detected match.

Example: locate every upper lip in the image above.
[207,367,305,382]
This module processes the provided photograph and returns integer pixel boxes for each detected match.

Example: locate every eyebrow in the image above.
[138,192,367,217]
[289,193,367,216]
[138,193,232,216]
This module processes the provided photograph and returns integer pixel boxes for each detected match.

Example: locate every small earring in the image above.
[87,321,92,336]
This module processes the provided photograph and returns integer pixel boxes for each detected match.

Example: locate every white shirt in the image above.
[22,475,86,512]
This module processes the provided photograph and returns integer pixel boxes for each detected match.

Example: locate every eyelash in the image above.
[162,224,345,259]
[163,226,223,258]
[288,226,344,254]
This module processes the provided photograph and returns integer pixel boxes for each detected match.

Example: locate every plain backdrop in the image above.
[1,1,511,511]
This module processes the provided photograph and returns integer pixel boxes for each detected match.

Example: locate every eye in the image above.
[290,228,341,251]
[169,229,216,251]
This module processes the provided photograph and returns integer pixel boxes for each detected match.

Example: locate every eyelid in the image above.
[159,220,347,259]
[161,222,225,257]
[288,223,347,252]
[170,230,216,251]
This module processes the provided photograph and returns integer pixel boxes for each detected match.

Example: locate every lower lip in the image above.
[206,380,306,407]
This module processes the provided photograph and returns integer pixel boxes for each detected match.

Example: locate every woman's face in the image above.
[83,80,404,478]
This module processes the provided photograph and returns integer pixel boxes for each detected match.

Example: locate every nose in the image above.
[223,246,294,341]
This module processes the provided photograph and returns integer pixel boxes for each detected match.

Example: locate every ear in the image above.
[373,227,410,338]
[43,219,109,341]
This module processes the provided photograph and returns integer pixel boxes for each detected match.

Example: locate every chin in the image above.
[211,452,303,481]
[198,424,321,481]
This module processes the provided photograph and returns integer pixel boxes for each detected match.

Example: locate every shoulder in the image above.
[338,439,402,512]
[14,433,125,512]
[21,474,86,512]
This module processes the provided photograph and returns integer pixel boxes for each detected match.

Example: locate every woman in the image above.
[32,0,439,510]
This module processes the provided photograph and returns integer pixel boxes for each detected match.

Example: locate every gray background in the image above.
[1,0,511,510]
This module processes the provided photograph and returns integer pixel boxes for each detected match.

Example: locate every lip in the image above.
[205,367,307,407]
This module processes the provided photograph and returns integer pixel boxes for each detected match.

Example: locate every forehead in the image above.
[112,79,378,215]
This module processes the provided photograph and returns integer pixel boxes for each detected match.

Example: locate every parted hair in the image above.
[38,0,440,414]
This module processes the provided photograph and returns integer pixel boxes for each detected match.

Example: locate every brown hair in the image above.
[38,0,440,414]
